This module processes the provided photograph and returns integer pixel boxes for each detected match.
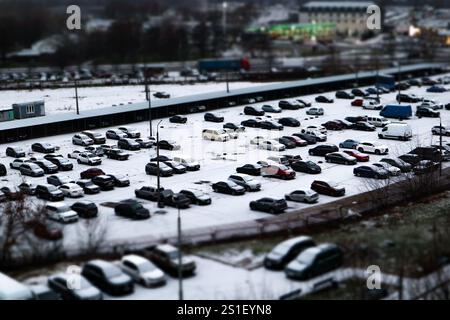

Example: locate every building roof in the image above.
[303,1,375,9]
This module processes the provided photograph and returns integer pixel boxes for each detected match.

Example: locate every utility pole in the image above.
[397,62,402,97]
[145,71,153,137]
[75,80,80,115]
[177,207,183,301]
[156,119,163,206]
[439,115,443,176]
[226,71,230,93]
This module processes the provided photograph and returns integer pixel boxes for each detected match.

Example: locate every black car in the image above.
[159,190,191,209]
[162,161,187,174]
[154,91,170,99]
[249,198,288,214]
[279,100,301,110]
[92,175,115,191]
[325,152,358,165]
[204,112,224,123]
[145,162,173,177]
[308,144,339,157]
[106,149,130,161]
[76,180,101,194]
[236,164,262,176]
[45,157,73,171]
[115,200,150,220]
[212,181,246,195]
[315,96,334,103]
[380,158,412,173]
[179,189,212,206]
[351,121,376,131]
[6,146,26,158]
[354,165,389,179]
[157,140,180,151]
[134,138,153,149]
[32,159,59,174]
[118,139,141,151]
[259,121,283,131]
[0,164,6,177]
[397,93,421,103]
[47,175,75,187]
[278,117,300,127]
[277,137,296,149]
[35,184,65,202]
[264,236,316,270]
[106,174,130,187]
[416,106,440,118]
[47,274,103,300]
[223,123,245,132]
[82,260,134,296]
[413,160,440,175]
[82,131,106,144]
[351,88,368,97]
[336,91,355,99]
[291,161,322,174]
[262,105,282,113]
[71,201,98,218]
[345,116,368,124]
[409,147,442,162]
[395,82,411,91]
[150,155,172,162]
[398,154,422,166]
[135,186,164,202]
[292,133,316,145]
[170,115,187,124]
[244,106,265,116]
[18,182,36,195]
[32,143,56,154]
[241,119,261,128]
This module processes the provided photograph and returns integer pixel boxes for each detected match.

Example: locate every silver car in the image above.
[228,174,261,191]
[119,255,166,288]
[285,189,319,203]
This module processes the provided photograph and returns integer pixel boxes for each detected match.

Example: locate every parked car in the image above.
[339,139,360,149]
[172,156,200,171]
[202,129,230,142]
[285,190,319,204]
[150,155,172,162]
[308,144,339,157]
[283,136,308,147]
[204,112,224,123]
[279,100,301,110]
[378,123,413,141]
[154,91,170,99]
[306,107,324,116]
[300,129,327,142]
[296,99,311,108]
[261,164,296,180]
[72,134,94,146]
[311,180,345,197]
[92,175,115,191]
[325,152,357,165]
[106,149,130,161]
[264,236,316,270]
[135,186,164,202]
[71,201,98,218]
[315,96,333,103]
[427,85,447,93]
[278,117,300,127]
[291,161,321,174]
[77,152,102,166]
[80,168,105,179]
[118,126,141,138]
[380,158,412,173]
[169,115,187,124]
[47,175,74,187]
[18,182,36,195]
[241,119,261,128]
[432,126,450,136]
[258,140,286,151]
[118,138,141,151]
[76,180,101,195]
[322,121,344,131]
[119,255,166,288]
[145,162,173,177]
[223,123,245,132]
[32,143,56,154]
[115,199,150,220]
[32,159,59,174]
[45,156,73,171]
[409,147,442,162]
[413,160,440,175]
[397,93,422,103]
[82,131,106,144]
[398,154,422,167]
[144,244,196,277]
[36,184,64,202]
[228,174,261,191]
[351,121,376,131]
[179,189,212,206]
[59,183,84,198]
[356,142,389,155]
[259,121,283,131]
[135,138,153,149]
[351,88,368,97]
[212,181,246,195]
[236,164,262,176]
[244,106,265,116]
[336,91,355,99]
[285,244,343,280]
[343,150,369,162]
[157,140,181,151]
[416,106,440,118]
[10,158,31,170]
[159,190,191,209]
[48,273,102,300]
[354,165,390,179]
[45,203,78,223]
[249,198,288,214]
[372,162,401,176]
[106,129,127,140]
[277,137,296,149]
[293,133,317,145]
[106,174,130,187]
[6,146,26,158]
[82,260,134,296]
[19,163,45,177]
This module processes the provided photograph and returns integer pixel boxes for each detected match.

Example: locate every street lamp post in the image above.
[439,115,443,177]
[156,120,163,205]
[177,207,183,301]
[75,80,80,115]
[145,72,153,137]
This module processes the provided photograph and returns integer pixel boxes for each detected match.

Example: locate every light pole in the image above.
[145,70,153,137]
[156,119,163,206]
[177,206,183,300]
[439,114,443,177]
[74,79,80,115]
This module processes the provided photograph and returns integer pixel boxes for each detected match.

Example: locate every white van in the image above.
[367,116,390,128]
[0,272,33,300]
[378,122,413,141]
[202,129,230,142]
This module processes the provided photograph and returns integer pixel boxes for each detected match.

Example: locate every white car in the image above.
[106,129,127,140]
[118,126,141,138]
[10,158,31,170]
[77,152,102,166]
[363,101,382,110]
[45,203,79,223]
[258,140,286,152]
[172,156,200,171]
[357,141,389,155]
[67,150,82,159]
[373,162,401,176]
[119,255,166,287]
[72,134,94,146]
[58,183,84,198]
[306,125,327,134]
[250,136,266,145]
[300,129,327,142]
[202,129,230,142]
[224,129,239,140]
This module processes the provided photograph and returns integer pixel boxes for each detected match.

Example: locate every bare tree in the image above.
[76,216,109,257]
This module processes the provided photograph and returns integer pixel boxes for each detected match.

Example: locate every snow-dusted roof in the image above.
[0,63,443,132]
[303,1,375,9]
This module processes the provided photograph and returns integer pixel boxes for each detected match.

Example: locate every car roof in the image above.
[122,254,148,265]
[86,259,115,270]
[156,244,177,253]
[279,236,313,247]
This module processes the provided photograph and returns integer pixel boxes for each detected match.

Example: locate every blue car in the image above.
[427,85,447,93]
[339,139,360,149]
[354,165,389,179]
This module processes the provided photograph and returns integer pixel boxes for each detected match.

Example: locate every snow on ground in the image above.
[0,82,277,114]
[1,74,450,251]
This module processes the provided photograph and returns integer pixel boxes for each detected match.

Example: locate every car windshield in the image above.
[48,186,58,192]
[168,250,180,260]
[138,261,156,273]
[57,205,71,212]
[306,161,316,166]
[191,190,205,197]
[279,165,289,171]
[104,265,122,278]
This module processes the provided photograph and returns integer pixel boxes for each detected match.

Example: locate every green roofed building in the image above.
[247,23,335,41]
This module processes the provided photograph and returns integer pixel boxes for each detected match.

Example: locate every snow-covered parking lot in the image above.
[1,74,450,251]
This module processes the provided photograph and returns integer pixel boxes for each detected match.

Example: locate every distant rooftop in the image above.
[303,1,375,9]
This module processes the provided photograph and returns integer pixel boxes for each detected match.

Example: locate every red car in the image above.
[343,150,370,162]
[26,220,63,241]
[351,99,364,107]
[263,165,296,180]
[80,168,105,179]
[284,136,308,147]
[322,121,344,131]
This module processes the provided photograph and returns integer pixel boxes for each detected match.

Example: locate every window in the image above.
[26,105,35,114]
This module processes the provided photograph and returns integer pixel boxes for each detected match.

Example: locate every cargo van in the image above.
[378,123,413,141]
[0,272,33,300]
[367,116,390,128]
[380,105,412,120]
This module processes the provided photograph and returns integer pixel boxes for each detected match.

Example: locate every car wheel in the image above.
[77,160,81,164]
[270,208,276,214]
[356,172,361,177]
[358,148,364,153]
[375,150,381,155]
